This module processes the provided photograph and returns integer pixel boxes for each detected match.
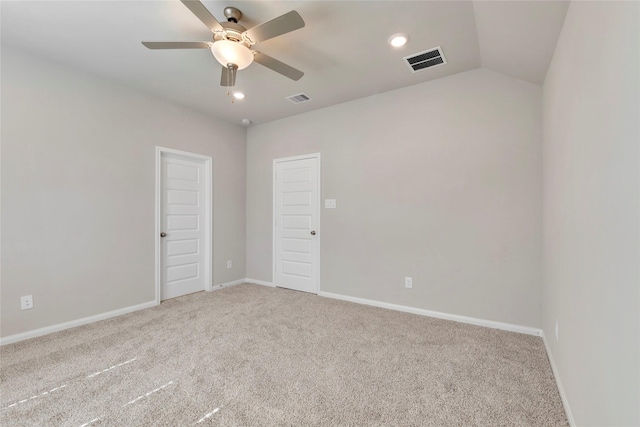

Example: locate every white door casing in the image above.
[273,154,320,294]
[155,147,212,303]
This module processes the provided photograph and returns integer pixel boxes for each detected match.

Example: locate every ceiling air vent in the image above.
[404,46,447,73]
[286,93,312,104]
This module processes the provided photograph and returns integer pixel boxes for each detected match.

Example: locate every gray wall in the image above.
[1,48,246,338]
[247,69,543,328]
[542,2,640,425]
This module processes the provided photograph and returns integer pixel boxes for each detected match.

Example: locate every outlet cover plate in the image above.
[21,295,33,310]
[405,277,413,288]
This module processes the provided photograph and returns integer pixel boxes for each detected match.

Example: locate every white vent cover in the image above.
[286,93,312,104]
[404,47,447,73]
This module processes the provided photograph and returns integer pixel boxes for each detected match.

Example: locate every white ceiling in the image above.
[1,1,569,126]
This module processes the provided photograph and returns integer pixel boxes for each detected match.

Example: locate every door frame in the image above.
[272,153,321,293]
[155,146,213,305]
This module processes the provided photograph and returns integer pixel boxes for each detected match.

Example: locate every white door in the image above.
[159,151,210,300]
[274,155,320,293]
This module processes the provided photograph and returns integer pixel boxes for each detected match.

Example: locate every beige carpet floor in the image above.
[1,284,568,426]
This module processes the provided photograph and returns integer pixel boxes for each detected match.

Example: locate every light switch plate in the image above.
[325,199,336,209]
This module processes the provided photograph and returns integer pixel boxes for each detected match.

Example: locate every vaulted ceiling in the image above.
[1,1,569,125]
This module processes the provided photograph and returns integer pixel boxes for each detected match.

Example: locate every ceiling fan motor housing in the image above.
[215,21,246,41]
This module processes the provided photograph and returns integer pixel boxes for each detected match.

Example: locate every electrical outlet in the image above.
[227,260,232,269]
[555,320,559,341]
[21,295,33,310]
[404,277,413,288]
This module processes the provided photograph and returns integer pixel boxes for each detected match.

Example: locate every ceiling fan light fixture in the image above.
[210,40,254,70]
[142,1,306,94]
[388,33,409,48]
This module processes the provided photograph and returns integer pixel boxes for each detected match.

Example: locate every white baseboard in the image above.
[2,280,248,346]
[211,279,245,290]
[318,291,542,336]
[245,278,275,287]
[542,332,576,427]
[0,300,157,346]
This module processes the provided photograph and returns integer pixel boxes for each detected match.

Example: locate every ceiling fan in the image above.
[142,0,305,89]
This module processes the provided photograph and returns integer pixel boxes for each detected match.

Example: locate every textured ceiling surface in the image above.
[1,1,569,125]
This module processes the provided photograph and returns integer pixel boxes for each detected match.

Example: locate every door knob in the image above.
[160,232,167,238]
[310,230,316,235]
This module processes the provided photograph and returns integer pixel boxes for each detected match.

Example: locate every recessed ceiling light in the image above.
[232,91,246,100]
[388,33,409,48]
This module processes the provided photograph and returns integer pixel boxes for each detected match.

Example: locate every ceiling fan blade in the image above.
[180,0,224,33]
[253,52,304,81]
[142,41,210,49]
[220,66,237,87]
[244,10,305,44]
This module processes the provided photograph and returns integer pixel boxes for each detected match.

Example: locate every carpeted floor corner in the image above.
[0,284,568,426]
